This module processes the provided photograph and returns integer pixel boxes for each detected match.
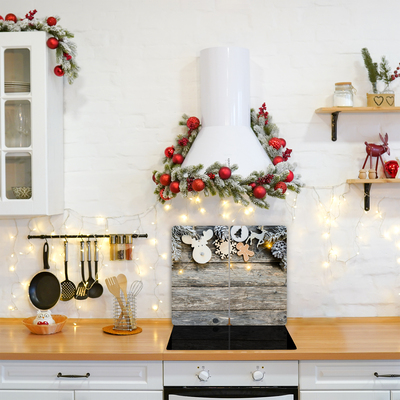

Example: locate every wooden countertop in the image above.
[1,317,400,361]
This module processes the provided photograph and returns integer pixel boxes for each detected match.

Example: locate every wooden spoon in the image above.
[117,274,128,302]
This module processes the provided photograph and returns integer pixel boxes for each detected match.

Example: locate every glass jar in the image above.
[125,235,133,261]
[117,234,125,260]
[109,234,117,261]
[333,82,355,107]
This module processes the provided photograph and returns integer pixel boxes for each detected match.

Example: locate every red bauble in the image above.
[47,16,57,26]
[274,182,287,194]
[169,181,181,193]
[253,186,267,199]
[159,174,171,186]
[5,13,17,23]
[164,146,175,158]
[0,16,4,21]
[192,179,205,192]
[186,116,200,131]
[249,182,256,188]
[268,137,282,150]
[47,37,59,49]
[63,52,72,61]
[280,138,286,148]
[152,174,158,184]
[219,167,231,180]
[172,153,184,164]
[285,170,294,182]
[54,65,64,77]
[273,156,283,165]
[385,160,399,178]
[159,189,171,201]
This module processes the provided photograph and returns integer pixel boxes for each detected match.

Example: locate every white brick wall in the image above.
[1,0,400,319]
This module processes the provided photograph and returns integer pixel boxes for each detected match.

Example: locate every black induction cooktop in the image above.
[166,325,296,351]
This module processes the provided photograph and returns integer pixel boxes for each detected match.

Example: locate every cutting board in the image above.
[171,225,287,326]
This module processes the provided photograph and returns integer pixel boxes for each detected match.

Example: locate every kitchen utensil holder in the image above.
[113,293,136,331]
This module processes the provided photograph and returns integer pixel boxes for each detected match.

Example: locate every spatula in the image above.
[117,274,128,302]
[60,241,76,301]
[105,276,130,327]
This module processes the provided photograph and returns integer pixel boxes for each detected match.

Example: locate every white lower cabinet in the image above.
[300,361,400,400]
[0,391,74,400]
[0,360,163,400]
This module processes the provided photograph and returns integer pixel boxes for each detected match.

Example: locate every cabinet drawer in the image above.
[0,360,162,390]
[0,391,74,400]
[300,391,389,400]
[300,361,400,390]
[76,390,163,400]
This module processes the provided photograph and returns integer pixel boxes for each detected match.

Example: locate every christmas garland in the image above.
[153,103,304,209]
[0,11,78,84]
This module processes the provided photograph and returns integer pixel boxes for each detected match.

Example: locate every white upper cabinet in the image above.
[0,31,63,215]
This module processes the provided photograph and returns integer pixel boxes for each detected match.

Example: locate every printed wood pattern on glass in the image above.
[171,225,287,326]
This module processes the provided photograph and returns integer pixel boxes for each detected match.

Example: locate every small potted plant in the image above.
[361,48,398,107]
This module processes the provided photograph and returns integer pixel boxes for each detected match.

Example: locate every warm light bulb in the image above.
[9,266,15,272]
[178,269,183,274]
[246,265,251,270]
[200,208,205,213]
[322,233,330,239]
[152,305,159,311]
[181,215,188,221]
[195,197,201,203]
[323,262,330,268]
[164,204,171,211]
[161,253,167,259]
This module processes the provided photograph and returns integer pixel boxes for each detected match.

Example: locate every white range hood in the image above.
[181,46,272,177]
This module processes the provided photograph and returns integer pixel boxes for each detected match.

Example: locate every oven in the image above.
[164,361,298,400]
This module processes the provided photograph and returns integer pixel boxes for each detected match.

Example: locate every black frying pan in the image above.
[28,242,61,310]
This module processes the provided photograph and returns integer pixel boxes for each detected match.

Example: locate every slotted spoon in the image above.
[60,241,76,301]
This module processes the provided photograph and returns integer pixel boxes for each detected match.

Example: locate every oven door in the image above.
[164,387,298,400]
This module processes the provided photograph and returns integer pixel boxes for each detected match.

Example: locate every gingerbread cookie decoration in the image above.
[236,242,254,262]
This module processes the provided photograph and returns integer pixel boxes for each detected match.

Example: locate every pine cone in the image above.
[271,241,287,259]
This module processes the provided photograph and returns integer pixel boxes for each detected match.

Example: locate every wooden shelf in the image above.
[316,107,400,114]
[347,178,400,211]
[315,107,400,141]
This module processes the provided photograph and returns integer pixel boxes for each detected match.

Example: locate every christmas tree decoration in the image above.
[219,166,232,180]
[164,146,175,158]
[236,242,254,262]
[171,225,197,262]
[214,238,237,259]
[253,185,266,199]
[273,156,283,165]
[172,153,184,164]
[5,14,17,23]
[169,181,180,193]
[213,226,229,241]
[192,179,205,192]
[46,16,57,26]
[280,138,286,148]
[54,65,64,77]
[46,37,59,49]
[285,171,294,182]
[0,11,79,84]
[152,104,303,209]
[230,226,249,242]
[152,174,158,184]
[362,133,390,177]
[159,174,171,186]
[268,137,282,150]
[274,182,287,194]
[187,116,200,131]
[384,160,399,178]
[246,226,268,247]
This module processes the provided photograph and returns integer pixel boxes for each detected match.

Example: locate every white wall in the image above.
[2,0,400,320]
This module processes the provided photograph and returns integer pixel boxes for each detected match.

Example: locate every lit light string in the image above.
[6,182,400,315]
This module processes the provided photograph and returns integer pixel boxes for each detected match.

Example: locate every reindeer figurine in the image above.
[362,133,390,178]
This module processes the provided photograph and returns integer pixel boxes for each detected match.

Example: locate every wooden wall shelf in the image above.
[315,107,400,141]
[346,178,400,211]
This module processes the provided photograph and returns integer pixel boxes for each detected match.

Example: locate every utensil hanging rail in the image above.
[27,233,148,239]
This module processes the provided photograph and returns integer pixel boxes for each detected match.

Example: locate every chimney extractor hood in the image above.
[181,47,272,177]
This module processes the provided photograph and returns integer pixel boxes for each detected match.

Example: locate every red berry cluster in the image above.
[24,9,37,20]
[391,64,400,81]
[282,148,292,161]
[207,173,215,180]
[258,102,269,125]
[178,138,188,146]
[256,174,274,185]
[187,177,194,192]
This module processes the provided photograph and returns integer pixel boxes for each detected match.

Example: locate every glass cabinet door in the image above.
[5,153,32,199]
[5,100,31,148]
[4,48,30,93]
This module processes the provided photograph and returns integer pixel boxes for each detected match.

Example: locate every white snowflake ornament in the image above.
[214,239,237,259]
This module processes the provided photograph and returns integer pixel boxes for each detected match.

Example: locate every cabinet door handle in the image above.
[374,372,400,378]
[57,372,90,378]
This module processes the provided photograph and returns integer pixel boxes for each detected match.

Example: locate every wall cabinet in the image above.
[0,31,63,216]
[300,360,400,400]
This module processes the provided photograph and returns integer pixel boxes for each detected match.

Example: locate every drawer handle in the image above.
[374,372,400,378]
[57,373,90,379]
